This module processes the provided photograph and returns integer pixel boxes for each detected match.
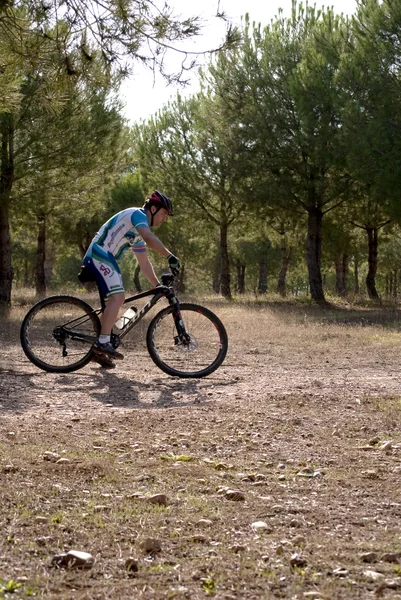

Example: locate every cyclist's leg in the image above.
[84,245,125,359]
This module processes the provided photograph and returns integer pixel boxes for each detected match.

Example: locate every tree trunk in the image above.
[335,253,349,297]
[45,240,56,287]
[276,244,292,297]
[35,214,47,298]
[236,260,245,294]
[306,206,326,304]
[394,269,398,298]
[133,264,142,292]
[212,253,221,294]
[354,256,360,295]
[366,227,379,300]
[258,258,268,293]
[219,222,231,298]
[0,114,15,306]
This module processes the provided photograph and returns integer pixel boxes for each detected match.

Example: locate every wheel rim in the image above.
[23,298,98,370]
[150,307,225,376]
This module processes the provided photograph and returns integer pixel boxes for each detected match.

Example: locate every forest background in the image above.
[1,0,401,307]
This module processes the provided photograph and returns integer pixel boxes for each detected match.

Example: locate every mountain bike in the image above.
[20,273,228,378]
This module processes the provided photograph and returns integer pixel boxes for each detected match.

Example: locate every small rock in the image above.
[368,436,380,446]
[56,458,70,465]
[35,536,53,546]
[93,505,111,512]
[380,441,392,452]
[251,521,272,532]
[134,474,154,482]
[292,535,306,546]
[297,468,322,478]
[52,550,94,569]
[360,552,378,563]
[381,552,399,563]
[379,579,401,589]
[290,553,307,568]
[191,534,207,543]
[127,492,145,499]
[140,538,162,554]
[332,567,348,577]
[43,451,61,462]
[225,489,245,501]
[125,557,139,572]
[147,494,168,506]
[35,516,48,524]
[197,519,213,527]
[6,431,16,439]
[362,470,379,480]
[290,519,303,528]
[3,464,17,473]
[363,569,384,582]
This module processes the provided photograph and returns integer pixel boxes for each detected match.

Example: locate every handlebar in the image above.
[161,272,175,286]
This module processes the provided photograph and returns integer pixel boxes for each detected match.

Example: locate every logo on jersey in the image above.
[99,264,113,277]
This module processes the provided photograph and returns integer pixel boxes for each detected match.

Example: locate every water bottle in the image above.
[115,306,137,329]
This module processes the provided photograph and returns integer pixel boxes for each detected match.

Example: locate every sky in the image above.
[120,0,357,124]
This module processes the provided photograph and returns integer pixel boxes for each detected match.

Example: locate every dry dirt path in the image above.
[1,302,401,599]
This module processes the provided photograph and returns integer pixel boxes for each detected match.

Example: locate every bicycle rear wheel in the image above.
[146,303,228,378]
[20,295,101,373]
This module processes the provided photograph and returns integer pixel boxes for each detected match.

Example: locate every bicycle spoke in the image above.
[21,296,100,373]
[147,303,228,378]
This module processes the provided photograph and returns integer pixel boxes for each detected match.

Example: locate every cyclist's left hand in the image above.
[167,254,181,275]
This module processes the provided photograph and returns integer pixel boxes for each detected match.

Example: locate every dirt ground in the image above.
[1,298,401,599]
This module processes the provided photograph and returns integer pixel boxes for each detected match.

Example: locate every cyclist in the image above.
[80,190,181,369]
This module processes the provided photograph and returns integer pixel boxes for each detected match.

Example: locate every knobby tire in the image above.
[20,295,101,373]
[146,303,228,378]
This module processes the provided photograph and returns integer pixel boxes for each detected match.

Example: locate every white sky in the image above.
[120,0,357,124]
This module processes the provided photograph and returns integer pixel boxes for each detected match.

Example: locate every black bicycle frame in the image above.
[60,281,188,348]
[116,284,174,338]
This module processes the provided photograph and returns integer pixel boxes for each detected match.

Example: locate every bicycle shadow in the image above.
[55,368,231,410]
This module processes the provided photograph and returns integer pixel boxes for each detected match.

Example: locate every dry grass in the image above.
[1,298,401,599]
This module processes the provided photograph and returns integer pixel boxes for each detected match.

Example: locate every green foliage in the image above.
[5,0,401,302]
[0,0,226,84]
[0,579,23,594]
[202,575,216,595]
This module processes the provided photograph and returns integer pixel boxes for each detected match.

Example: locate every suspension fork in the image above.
[168,293,190,341]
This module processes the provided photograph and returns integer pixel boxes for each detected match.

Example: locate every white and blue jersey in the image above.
[83,207,149,299]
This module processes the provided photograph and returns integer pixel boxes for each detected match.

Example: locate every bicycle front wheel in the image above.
[146,303,228,378]
[20,295,101,373]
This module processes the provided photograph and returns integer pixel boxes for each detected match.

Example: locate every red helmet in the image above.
[146,190,174,216]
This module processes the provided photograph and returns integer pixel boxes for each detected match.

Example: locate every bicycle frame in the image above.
[63,281,187,347]
[114,284,176,339]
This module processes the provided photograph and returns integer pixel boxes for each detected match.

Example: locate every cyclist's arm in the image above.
[134,249,160,287]
[138,227,171,257]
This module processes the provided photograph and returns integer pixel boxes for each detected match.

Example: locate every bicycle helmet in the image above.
[145,190,174,216]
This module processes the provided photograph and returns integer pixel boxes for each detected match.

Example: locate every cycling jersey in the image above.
[92,207,149,258]
[82,208,150,299]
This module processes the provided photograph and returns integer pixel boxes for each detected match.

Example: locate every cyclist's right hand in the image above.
[167,254,181,275]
